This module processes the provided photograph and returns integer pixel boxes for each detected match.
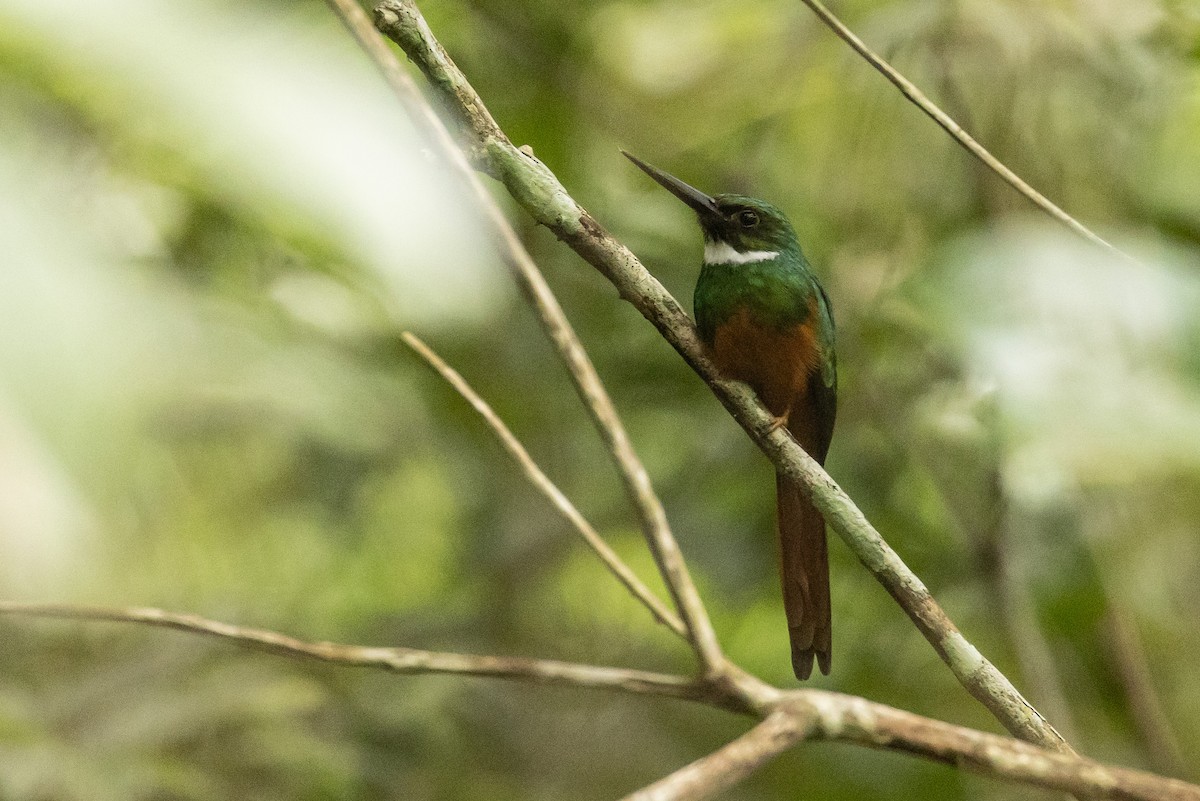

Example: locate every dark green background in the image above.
[0,0,1197,798]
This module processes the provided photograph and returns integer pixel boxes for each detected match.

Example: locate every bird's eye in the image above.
[736,209,759,228]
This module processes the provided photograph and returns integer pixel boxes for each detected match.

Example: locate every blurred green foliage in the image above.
[0,0,1198,798]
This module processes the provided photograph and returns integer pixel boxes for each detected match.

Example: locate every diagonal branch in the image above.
[619,709,813,801]
[326,0,725,675]
[372,0,1068,752]
[402,331,687,639]
[3,602,1197,801]
[793,0,1127,260]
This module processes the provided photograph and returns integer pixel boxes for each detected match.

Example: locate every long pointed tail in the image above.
[776,472,832,679]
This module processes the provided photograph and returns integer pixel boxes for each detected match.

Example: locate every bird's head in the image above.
[624,151,799,264]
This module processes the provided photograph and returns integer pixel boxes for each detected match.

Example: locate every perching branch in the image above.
[325,0,725,676]
[371,0,1068,752]
[3,601,1198,801]
[792,0,1127,261]
[402,331,687,639]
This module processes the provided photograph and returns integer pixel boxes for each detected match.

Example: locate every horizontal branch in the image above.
[402,332,687,638]
[802,691,1200,801]
[0,601,713,704]
[373,0,1065,751]
[6,601,1195,801]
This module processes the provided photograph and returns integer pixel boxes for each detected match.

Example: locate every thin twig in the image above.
[619,709,813,801]
[0,602,706,702]
[402,332,687,639]
[793,0,1130,261]
[372,0,1069,752]
[4,602,1198,801]
[326,0,726,676]
[324,0,444,141]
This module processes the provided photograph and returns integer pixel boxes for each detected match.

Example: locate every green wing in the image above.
[808,283,837,464]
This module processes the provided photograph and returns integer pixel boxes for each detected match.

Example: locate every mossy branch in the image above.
[372,0,1069,753]
[4,602,1198,801]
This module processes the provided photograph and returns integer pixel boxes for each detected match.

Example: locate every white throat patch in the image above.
[703,240,779,265]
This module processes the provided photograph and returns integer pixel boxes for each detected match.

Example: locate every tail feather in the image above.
[776,472,831,679]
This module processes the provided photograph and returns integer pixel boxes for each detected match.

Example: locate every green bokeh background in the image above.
[1,0,1198,798]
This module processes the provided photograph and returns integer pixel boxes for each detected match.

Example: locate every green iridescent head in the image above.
[623,151,799,261]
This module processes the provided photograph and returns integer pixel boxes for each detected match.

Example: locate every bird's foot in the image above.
[766,414,790,434]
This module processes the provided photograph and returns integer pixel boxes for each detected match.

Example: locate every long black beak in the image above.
[622,150,720,219]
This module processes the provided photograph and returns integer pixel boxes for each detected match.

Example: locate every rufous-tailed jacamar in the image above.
[625,152,837,679]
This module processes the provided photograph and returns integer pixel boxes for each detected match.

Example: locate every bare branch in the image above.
[402,332,687,639]
[327,0,726,675]
[371,0,1068,751]
[620,710,813,801]
[628,689,1200,801]
[793,0,1130,261]
[323,0,447,145]
[0,602,709,703]
[5,602,1197,801]
[802,691,1200,801]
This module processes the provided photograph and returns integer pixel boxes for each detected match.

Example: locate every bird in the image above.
[624,151,837,679]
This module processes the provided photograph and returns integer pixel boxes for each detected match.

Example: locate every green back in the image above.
[692,194,837,456]
[692,194,834,373]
